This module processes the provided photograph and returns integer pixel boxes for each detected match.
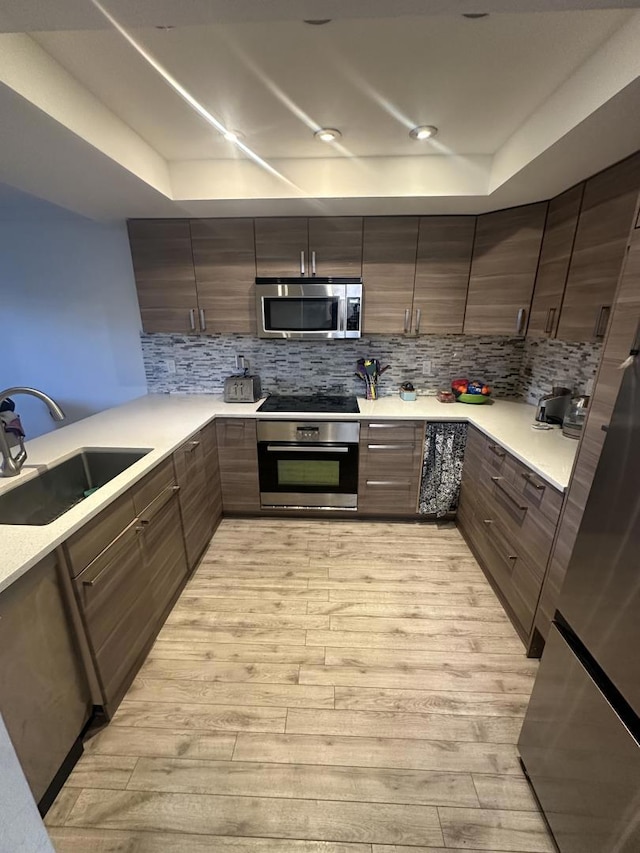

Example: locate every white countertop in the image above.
[0,393,577,595]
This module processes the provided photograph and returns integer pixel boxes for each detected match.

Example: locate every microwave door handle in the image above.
[339,297,347,337]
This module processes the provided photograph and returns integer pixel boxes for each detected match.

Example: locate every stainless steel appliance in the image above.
[518,333,640,853]
[223,374,262,403]
[255,279,362,339]
[534,385,572,425]
[257,420,359,509]
[561,394,590,439]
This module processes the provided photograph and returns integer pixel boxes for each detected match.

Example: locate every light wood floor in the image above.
[46,519,555,853]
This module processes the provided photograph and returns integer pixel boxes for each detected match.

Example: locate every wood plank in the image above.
[324,648,536,672]
[150,641,325,664]
[327,616,518,637]
[334,687,529,718]
[233,733,523,775]
[49,827,372,853]
[438,806,556,852]
[309,580,498,595]
[156,626,307,645]
[65,789,444,847]
[172,597,309,614]
[472,774,540,811]
[182,584,328,600]
[44,788,82,827]
[301,664,534,694]
[285,708,522,744]
[306,630,525,654]
[165,612,329,630]
[188,577,311,590]
[139,658,300,684]
[112,700,286,733]
[127,756,480,807]
[308,602,508,622]
[126,678,334,709]
[373,847,522,853]
[327,588,497,605]
[326,567,485,583]
[84,726,237,761]
[65,755,138,790]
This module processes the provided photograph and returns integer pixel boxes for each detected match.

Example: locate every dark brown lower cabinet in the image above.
[457,426,563,641]
[174,432,215,569]
[217,418,260,513]
[201,419,223,532]
[0,552,92,805]
[358,422,424,515]
[66,458,188,716]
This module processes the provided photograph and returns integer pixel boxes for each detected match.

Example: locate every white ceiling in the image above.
[0,0,638,219]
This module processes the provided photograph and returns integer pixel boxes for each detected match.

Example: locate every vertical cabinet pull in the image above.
[544,307,557,335]
[593,305,611,338]
[414,308,422,335]
[300,250,305,276]
[311,251,317,276]
[515,307,526,335]
[199,308,206,332]
[189,308,196,333]
[403,308,411,334]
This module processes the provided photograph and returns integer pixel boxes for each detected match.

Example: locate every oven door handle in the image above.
[265,445,349,453]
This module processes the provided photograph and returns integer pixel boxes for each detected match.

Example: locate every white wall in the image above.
[0,187,147,439]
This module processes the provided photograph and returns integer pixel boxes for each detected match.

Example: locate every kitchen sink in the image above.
[0,449,150,526]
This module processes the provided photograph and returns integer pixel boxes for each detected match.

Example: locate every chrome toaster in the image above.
[223,374,262,403]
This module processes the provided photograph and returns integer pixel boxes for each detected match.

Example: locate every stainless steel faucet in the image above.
[0,387,65,477]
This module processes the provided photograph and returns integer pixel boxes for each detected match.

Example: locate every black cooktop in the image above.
[257,394,360,414]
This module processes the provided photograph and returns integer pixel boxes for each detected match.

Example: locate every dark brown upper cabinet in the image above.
[556,153,640,342]
[361,217,419,334]
[255,217,363,278]
[127,219,198,334]
[413,216,476,334]
[190,218,257,334]
[463,202,547,336]
[527,184,584,339]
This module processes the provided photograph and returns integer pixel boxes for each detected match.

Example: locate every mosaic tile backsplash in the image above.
[142,332,601,404]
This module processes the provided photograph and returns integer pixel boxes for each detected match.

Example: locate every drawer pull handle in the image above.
[81,521,140,588]
[403,308,410,334]
[515,307,526,335]
[522,472,545,490]
[593,304,611,338]
[187,440,200,452]
[491,476,528,511]
[487,444,505,459]
[366,480,411,486]
[189,308,196,333]
[368,423,409,429]
[544,307,557,335]
[367,444,411,450]
[482,519,518,561]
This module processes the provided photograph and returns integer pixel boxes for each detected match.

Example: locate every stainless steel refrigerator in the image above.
[518,335,640,853]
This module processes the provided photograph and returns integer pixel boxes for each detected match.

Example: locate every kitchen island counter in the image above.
[0,393,577,594]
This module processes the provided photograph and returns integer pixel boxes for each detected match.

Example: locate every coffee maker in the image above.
[535,386,572,425]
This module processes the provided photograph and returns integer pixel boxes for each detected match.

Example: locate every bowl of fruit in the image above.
[451,378,492,404]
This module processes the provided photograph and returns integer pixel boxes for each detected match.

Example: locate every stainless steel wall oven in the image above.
[257,421,359,509]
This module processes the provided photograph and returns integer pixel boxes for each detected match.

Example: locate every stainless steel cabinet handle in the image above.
[482,519,517,560]
[522,471,545,490]
[366,480,410,486]
[311,251,316,276]
[189,308,196,332]
[368,423,404,429]
[300,250,305,276]
[266,445,349,453]
[516,307,526,335]
[491,476,528,511]
[404,308,410,334]
[199,308,206,331]
[544,307,557,335]
[414,308,422,335]
[186,440,200,452]
[487,443,505,459]
[367,444,411,450]
[593,305,611,338]
[81,521,139,588]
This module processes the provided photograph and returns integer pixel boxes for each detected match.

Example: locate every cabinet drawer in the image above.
[483,439,509,475]
[132,457,176,516]
[481,472,555,580]
[362,421,424,443]
[503,454,563,524]
[65,492,136,578]
[359,481,419,515]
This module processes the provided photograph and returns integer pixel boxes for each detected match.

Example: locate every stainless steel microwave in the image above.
[255,278,362,339]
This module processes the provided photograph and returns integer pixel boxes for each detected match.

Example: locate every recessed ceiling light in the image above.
[409,125,438,141]
[223,129,245,143]
[154,25,175,30]
[462,12,489,18]
[304,19,332,25]
[314,128,342,143]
